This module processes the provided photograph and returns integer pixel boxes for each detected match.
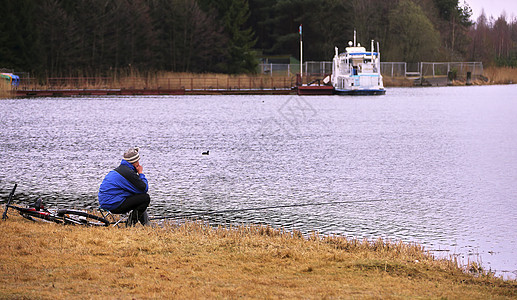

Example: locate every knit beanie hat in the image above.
[123,147,140,163]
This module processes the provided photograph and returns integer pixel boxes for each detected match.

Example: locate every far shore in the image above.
[1,66,516,98]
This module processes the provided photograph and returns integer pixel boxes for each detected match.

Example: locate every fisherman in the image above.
[98,147,150,226]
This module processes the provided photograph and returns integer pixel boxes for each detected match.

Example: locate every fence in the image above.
[259,61,332,77]
[12,61,483,91]
[380,62,407,77]
[420,62,483,78]
[305,61,333,76]
[258,62,483,78]
[17,76,296,91]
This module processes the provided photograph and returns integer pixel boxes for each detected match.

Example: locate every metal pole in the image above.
[300,41,303,80]
[299,24,303,81]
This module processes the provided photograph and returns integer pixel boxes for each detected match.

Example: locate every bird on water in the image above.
[202,150,209,155]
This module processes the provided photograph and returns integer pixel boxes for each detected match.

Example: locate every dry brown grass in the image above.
[0,81,14,98]
[383,76,414,87]
[22,71,296,91]
[151,72,295,90]
[484,67,517,85]
[15,67,517,92]
[1,212,515,299]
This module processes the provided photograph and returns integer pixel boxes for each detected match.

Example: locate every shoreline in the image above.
[10,79,513,98]
[3,66,517,98]
[1,213,515,298]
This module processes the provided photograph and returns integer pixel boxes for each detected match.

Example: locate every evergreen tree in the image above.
[0,1,16,69]
[201,0,258,73]
[247,0,277,53]
[4,0,515,75]
[0,0,42,73]
[38,0,83,76]
[351,0,396,47]
[248,0,352,61]
[148,0,226,72]
[433,0,472,59]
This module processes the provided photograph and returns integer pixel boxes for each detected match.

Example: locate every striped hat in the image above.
[123,147,140,163]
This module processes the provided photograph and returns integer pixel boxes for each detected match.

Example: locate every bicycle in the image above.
[2,184,110,227]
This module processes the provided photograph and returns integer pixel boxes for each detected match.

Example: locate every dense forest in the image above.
[0,0,516,76]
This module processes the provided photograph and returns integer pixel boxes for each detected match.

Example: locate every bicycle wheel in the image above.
[15,207,64,224]
[57,209,110,227]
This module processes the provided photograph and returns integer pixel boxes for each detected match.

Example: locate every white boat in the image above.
[330,33,386,95]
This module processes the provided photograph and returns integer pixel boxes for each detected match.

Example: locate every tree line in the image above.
[469,12,517,67]
[0,0,515,76]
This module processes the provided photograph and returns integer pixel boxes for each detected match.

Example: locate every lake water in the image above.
[1,85,516,279]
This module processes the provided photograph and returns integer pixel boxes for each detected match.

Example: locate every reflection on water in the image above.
[1,85,516,279]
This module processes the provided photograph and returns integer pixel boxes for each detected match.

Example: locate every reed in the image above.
[0,80,14,99]
[26,71,296,91]
[383,76,414,87]
[484,66,517,84]
[1,212,515,299]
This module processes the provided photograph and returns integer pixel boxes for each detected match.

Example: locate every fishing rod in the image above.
[149,198,392,221]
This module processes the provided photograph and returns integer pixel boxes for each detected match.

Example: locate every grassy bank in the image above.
[1,213,515,299]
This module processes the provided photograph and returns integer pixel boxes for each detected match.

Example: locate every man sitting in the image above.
[98,147,150,226]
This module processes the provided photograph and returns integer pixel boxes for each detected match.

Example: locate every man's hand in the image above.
[135,162,144,174]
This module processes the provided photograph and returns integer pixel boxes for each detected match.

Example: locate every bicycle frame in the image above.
[3,184,109,226]
[2,183,18,220]
[3,184,64,223]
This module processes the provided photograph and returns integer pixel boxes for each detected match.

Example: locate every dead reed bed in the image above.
[382,76,414,87]
[1,212,515,299]
[0,81,14,98]
[22,71,296,91]
[14,66,517,92]
[484,66,517,84]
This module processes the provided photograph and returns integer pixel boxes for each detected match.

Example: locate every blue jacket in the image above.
[98,160,149,210]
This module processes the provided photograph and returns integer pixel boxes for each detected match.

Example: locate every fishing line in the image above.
[149,198,393,221]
